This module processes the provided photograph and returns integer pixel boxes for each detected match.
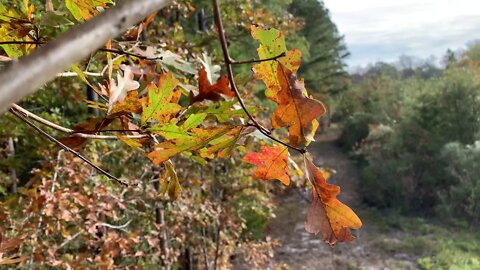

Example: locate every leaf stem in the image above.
[9,108,129,186]
[230,52,286,65]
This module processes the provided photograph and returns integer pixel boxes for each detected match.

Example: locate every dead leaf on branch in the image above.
[158,160,182,200]
[304,157,362,246]
[0,234,27,265]
[189,68,235,104]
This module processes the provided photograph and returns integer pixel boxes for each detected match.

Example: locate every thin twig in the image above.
[71,129,144,134]
[211,0,270,135]
[98,48,162,61]
[213,224,220,270]
[211,0,306,154]
[0,41,161,60]
[201,228,211,269]
[9,108,129,186]
[57,232,81,250]
[56,71,103,77]
[230,52,286,65]
[11,104,150,139]
[98,220,132,232]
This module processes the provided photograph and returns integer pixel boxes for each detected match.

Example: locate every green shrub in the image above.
[338,112,377,151]
[437,142,480,225]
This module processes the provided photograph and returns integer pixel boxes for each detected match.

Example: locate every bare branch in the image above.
[0,0,173,114]
[9,108,129,186]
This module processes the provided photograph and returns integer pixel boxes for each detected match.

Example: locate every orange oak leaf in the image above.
[190,68,235,104]
[109,90,142,116]
[271,64,326,147]
[244,146,290,185]
[304,157,362,246]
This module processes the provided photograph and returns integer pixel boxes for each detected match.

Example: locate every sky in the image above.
[322,0,480,68]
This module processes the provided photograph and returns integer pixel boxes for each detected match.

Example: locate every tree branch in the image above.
[10,104,150,139]
[0,0,173,115]
[0,41,162,61]
[9,108,129,186]
[211,0,306,154]
[211,0,270,135]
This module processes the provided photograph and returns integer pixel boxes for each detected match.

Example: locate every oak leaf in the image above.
[142,72,182,125]
[189,68,235,104]
[251,25,302,101]
[185,101,253,123]
[148,126,232,164]
[199,126,243,159]
[65,0,112,21]
[244,146,290,185]
[106,66,140,113]
[304,158,362,246]
[158,160,182,200]
[271,64,326,147]
[109,90,143,116]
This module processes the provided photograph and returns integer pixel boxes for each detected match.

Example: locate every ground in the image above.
[233,126,480,270]
[265,127,420,270]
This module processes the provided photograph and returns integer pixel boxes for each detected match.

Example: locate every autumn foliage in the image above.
[0,0,361,267]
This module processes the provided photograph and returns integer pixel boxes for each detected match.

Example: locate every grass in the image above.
[361,208,480,270]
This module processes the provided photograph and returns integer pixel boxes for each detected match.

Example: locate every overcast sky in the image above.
[322,0,480,68]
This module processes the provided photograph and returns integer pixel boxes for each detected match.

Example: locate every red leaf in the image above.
[190,68,235,104]
[244,146,290,185]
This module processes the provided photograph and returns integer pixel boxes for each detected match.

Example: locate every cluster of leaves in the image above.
[0,0,360,268]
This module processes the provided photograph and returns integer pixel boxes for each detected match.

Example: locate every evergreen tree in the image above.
[289,0,350,95]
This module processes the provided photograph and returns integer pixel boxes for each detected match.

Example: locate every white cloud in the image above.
[322,0,480,67]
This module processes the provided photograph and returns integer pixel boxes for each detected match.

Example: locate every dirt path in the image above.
[266,127,419,270]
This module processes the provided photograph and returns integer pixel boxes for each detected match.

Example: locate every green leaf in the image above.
[65,0,112,21]
[142,72,182,125]
[148,126,232,164]
[198,126,244,159]
[149,113,207,140]
[185,101,254,123]
[251,25,302,100]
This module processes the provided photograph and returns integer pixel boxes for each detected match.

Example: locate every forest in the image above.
[0,0,479,269]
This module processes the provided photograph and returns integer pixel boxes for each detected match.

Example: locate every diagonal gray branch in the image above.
[0,0,173,114]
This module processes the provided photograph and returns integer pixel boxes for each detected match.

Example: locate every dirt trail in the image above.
[266,127,419,270]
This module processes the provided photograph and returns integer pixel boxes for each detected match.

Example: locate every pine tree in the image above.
[289,0,350,95]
